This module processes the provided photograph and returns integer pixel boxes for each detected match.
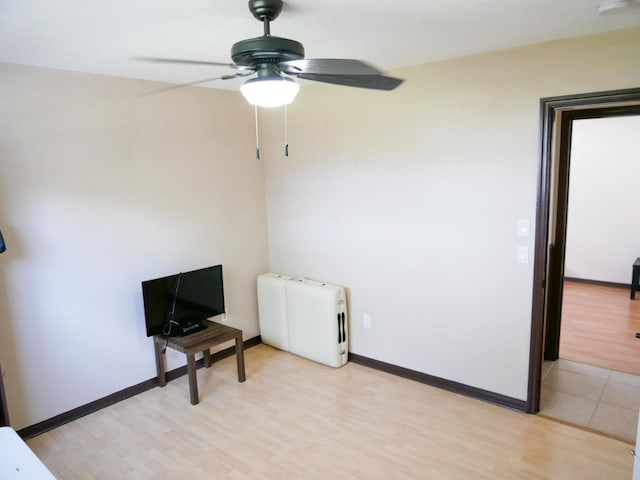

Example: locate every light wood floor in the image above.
[27,344,632,479]
[560,280,640,375]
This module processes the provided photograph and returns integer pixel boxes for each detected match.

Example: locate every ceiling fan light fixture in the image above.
[240,76,300,108]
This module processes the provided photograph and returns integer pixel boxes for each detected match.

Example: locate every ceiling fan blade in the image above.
[140,72,254,96]
[279,59,382,76]
[297,73,403,91]
[134,57,246,69]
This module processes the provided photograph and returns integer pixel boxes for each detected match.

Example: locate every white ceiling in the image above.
[1,0,639,91]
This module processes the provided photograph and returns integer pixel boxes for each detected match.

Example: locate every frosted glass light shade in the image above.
[241,76,300,108]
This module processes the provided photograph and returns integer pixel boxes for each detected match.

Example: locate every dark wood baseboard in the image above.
[18,335,262,440]
[564,276,628,290]
[19,337,527,440]
[348,353,527,413]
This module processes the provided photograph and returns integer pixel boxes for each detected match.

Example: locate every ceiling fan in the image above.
[140,0,403,107]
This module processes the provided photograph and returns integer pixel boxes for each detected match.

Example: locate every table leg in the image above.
[235,335,246,382]
[632,265,640,300]
[203,349,212,368]
[187,353,199,405]
[154,340,167,388]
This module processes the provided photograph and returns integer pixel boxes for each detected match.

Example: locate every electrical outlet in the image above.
[363,314,371,329]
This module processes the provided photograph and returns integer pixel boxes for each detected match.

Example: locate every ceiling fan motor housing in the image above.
[231,36,305,67]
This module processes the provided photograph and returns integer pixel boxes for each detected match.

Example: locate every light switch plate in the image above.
[518,246,529,264]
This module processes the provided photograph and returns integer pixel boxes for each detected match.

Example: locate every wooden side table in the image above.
[153,320,246,405]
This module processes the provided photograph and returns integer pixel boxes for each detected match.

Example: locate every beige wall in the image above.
[260,27,640,400]
[1,26,640,429]
[565,116,640,283]
[0,65,270,429]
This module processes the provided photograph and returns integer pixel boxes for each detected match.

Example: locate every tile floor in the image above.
[540,359,640,443]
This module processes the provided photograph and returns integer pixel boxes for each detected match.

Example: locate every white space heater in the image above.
[257,273,349,368]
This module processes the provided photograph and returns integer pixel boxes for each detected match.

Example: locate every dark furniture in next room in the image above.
[632,257,640,300]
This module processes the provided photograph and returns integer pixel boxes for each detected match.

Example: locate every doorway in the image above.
[527,87,640,414]
[559,115,640,374]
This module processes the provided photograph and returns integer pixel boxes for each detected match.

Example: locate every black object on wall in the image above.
[0,228,7,425]
[0,363,9,427]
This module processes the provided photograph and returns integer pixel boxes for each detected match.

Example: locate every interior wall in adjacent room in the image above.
[564,115,640,284]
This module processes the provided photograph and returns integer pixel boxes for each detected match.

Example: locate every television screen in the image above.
[141,265,225,337]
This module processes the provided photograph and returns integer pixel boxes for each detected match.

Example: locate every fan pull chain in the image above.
[254,105,260,160]
[284,104,289,157]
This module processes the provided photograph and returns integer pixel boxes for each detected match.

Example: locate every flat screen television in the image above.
[141,265,225,337]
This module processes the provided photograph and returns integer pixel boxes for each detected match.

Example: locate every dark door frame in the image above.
[527,87,640,413]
